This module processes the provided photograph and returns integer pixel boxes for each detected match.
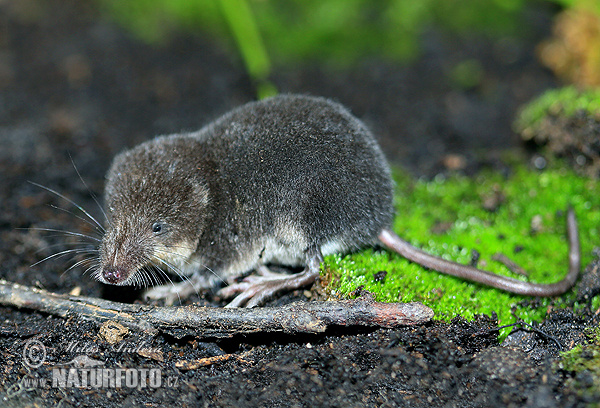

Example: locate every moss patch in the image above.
[515,86,600,178]
[558,327,600,404]
[323,163,600,336]
[515,86,600,138]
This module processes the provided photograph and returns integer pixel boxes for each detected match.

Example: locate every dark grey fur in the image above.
[99,95,393,302]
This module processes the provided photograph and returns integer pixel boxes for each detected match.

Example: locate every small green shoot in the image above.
[217,0,277,99]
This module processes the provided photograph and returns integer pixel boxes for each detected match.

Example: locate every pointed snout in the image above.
[102,265,128,285]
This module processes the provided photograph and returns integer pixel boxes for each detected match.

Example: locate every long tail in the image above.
[378,207,580,296]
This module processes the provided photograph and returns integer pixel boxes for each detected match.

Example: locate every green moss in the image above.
[323,163,600,337]
[515,86,600,139]
[559,327,600,403]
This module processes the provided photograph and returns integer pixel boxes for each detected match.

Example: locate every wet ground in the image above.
[0,0,598,406]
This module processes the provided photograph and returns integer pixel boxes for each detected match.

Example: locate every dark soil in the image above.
[0,0,598,407]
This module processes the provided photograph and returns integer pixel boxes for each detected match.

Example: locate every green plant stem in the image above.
[217,0,277,99]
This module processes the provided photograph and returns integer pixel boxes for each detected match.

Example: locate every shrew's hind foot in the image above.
[219,247,323,308]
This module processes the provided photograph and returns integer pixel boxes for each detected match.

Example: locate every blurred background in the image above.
[97,0,600,93]
[1,0,598,180]
[0,4,598,405]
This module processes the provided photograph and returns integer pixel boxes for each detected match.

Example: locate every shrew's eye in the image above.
[152,222,165,234]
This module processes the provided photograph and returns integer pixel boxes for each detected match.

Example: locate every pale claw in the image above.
[219,247,323,308]
[222,270,318,308]
[218,268,289,299]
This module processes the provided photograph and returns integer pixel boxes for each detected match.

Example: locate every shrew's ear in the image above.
[191,180,210,207]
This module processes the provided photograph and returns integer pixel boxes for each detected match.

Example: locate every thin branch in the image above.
[0,279,433,339]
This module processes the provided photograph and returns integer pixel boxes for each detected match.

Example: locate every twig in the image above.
[0,280,433,339]
[492,253,529,276]
[496,321,563,351]
[176,352,252,370]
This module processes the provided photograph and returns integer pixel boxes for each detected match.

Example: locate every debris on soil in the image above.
[577,257,600,302]
[481,184,505,212]
[5,307,588,408]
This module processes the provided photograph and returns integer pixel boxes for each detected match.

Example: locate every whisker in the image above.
[143,253,197,302]
[24,227,101,242]
[81,260,98,276]
[142,241,224,263]
[144,271,156,287]
[153,247,225,285]
[140,268,156,287]
[69,154,110,226]
[150,266,184,303]
[28,181,105,232]
[130,270,142,288]
[151,249,224,300]
[199,264,222,284]
[32,242,98,257]
[47,204,104,236]
[38,241,96,250]
[86,263,102,280]
[151,250,194,275]
[148,267,170,287]
[127,254,162,289]
[30,248,88,267]
[139,267,162,289]
[135,264,151,287]
[151,259,186,284]
[63,249,99,258]
[61,258,94,277]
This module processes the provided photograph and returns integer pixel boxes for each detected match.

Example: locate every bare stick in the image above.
[0,280,433,338]
[491,253,528,277]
